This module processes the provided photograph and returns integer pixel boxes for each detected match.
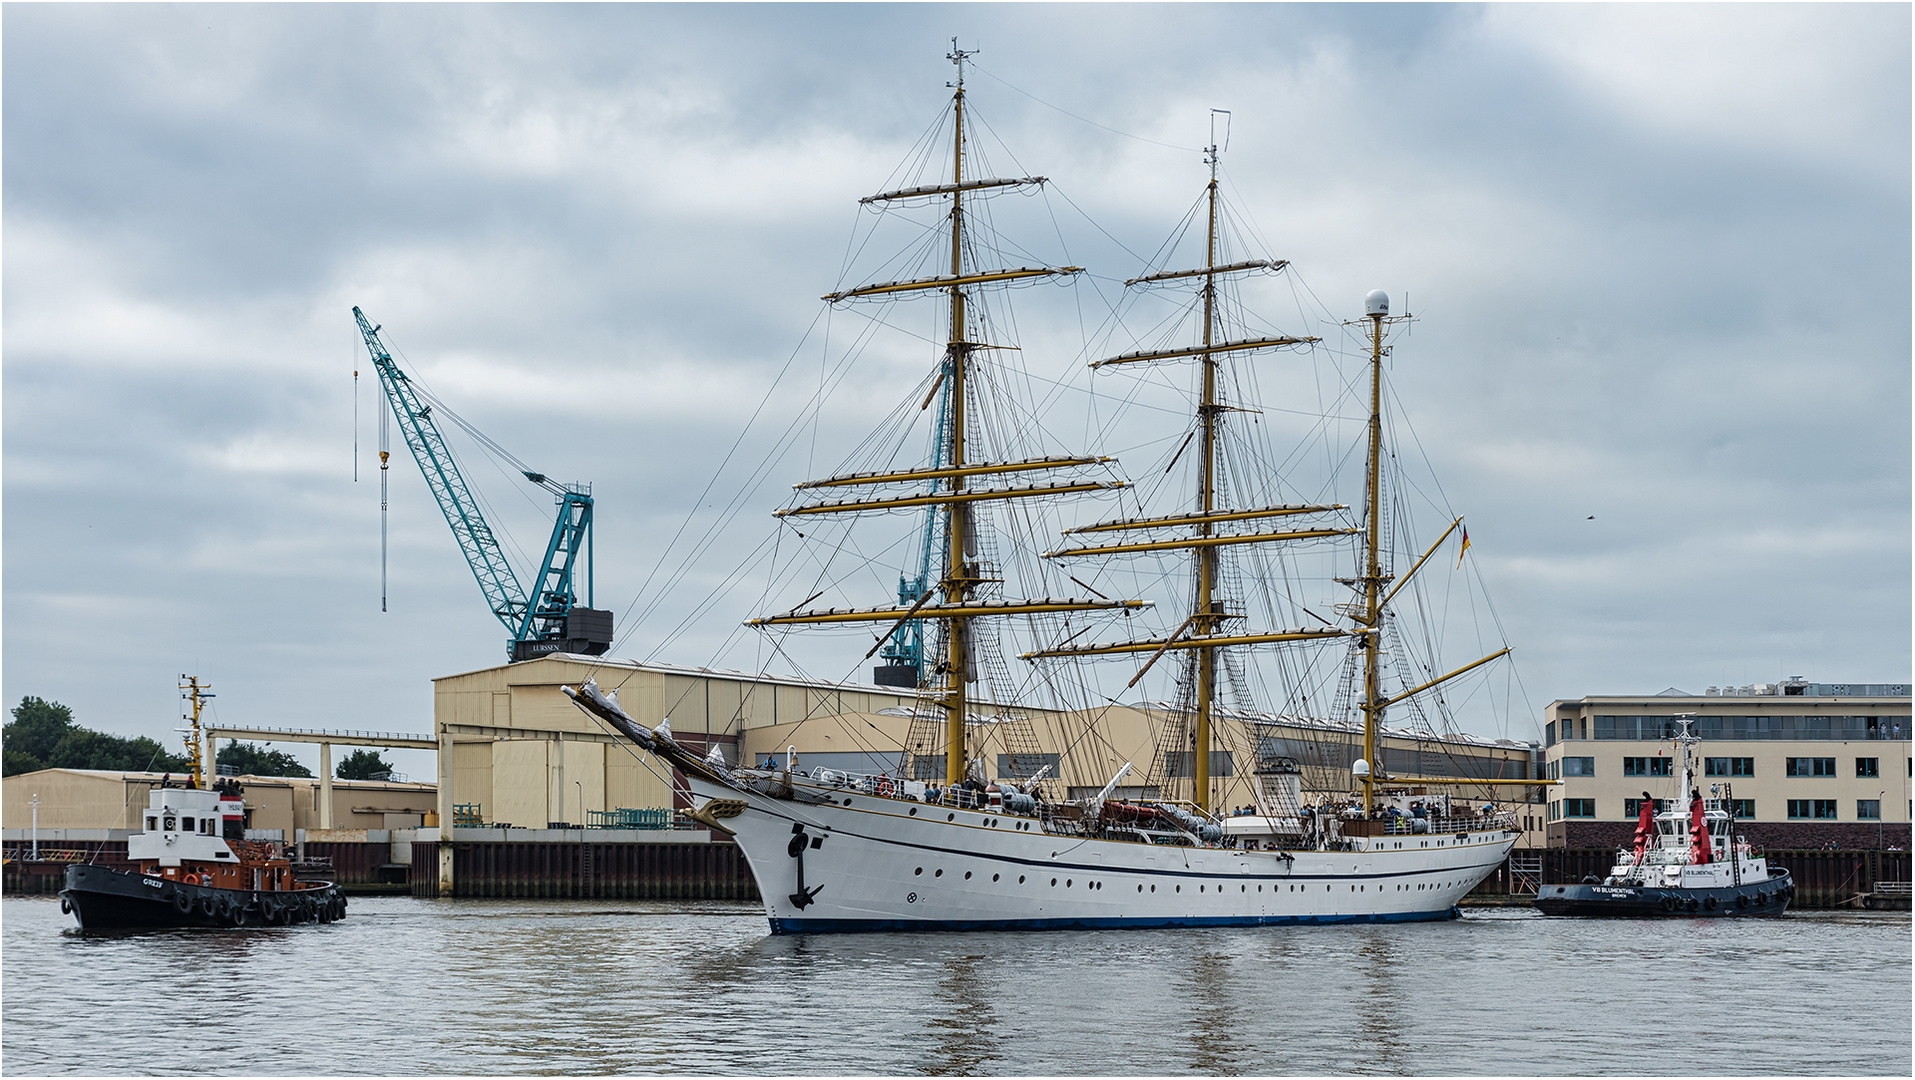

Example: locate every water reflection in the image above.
[927,953,1001,1075]
[1352,927,1406,1074]
[1178,947,1241,1073]
[4,898,1908,1076]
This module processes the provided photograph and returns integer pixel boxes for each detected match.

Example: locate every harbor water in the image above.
[3,895,1907,1076]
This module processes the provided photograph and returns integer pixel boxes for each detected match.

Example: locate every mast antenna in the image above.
[1207,109,1231,175]
[947,38,976,89]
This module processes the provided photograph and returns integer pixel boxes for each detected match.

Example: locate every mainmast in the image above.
[1192,136,1223,809]
[1035,118,1333,814]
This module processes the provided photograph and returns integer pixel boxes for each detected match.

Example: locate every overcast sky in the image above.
[5,3,1908,778]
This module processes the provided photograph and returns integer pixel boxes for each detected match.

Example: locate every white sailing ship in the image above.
[566,52,1525,932]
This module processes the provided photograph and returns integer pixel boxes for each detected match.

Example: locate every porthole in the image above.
[964,871,972,880]
[1150,884,1156,893]
[1018,876,1026,884]
[844,799,853,806]
[1066,879,1072,887]
[948,813,956,821]
[914,867,923,876]
[1199,885,1205,893]
[1175,885,1181,893]
[1051,878,1058,887]
[935,869,943,877]
[992,873,1000,882]
[1137,884,1143,892]
[1241,884,1246,892]
[909,808,917,816]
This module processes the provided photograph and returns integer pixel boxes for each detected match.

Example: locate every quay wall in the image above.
[409,839,759,899]
[10,839,1901,909]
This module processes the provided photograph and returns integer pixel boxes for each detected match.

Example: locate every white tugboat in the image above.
[59,678,347,931]
[1535,715,1793,917]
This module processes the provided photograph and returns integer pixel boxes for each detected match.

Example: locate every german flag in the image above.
[1456,525,1471,568]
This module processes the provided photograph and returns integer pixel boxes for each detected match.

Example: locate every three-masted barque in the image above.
[565,54,1524,932]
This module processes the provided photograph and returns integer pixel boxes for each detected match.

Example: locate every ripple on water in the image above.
[4,897,1907,1075]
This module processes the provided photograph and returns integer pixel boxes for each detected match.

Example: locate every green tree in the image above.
[3,696,192,776]
[335,749,394,781]
[3,697,74,774]
[217,741,314,778]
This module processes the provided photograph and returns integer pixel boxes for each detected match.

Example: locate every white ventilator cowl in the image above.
[1364,290,1389,316]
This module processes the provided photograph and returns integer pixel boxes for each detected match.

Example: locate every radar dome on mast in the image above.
[1364,290,1390,317]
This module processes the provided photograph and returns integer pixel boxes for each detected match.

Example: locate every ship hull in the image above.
[60,864,347,931]
[692,777,1519,933]
[1533,872,1793,918]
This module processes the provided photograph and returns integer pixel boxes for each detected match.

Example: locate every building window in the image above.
[995,753,1062,779]
[1857,758,1880,778]
[1857,800,1881,821]
[1623,757,1672,777]
[1786,757,1838,778]
[1730,799,1755,819]
[1546,800,1560,822]
[1704,757,1754,777]
[1564,799,1595,818]
[1624,798,1670,817]
[1544,721,1556,747]
[1562,757,1595,777]
[1787,799,1838,819]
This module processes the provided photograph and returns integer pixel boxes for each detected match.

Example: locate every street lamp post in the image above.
[1879,790,1886,851]
[576,781,583,831]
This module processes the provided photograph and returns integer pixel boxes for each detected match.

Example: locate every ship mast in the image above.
[1192,133,1222,808]
[942,42,974,786]
[754,49,1145,789]
[1031,119,1336,815]
[1358,304,1387,815]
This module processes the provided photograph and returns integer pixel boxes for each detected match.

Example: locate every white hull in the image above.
[692,777,1520,933]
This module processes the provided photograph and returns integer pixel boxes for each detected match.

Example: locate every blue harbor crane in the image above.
[354,306,613,662]
[872,352,955,688]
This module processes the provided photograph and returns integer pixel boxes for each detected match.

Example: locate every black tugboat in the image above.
[58,678,346,931]
[1535,716,1792,918]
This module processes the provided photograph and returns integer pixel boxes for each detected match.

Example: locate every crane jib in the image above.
[352,306,615,662]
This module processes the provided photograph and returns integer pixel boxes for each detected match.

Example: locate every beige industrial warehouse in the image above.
[1,769,436,838]
[431,655,1545,839]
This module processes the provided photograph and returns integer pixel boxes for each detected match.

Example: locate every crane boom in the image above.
[354,306,612,661]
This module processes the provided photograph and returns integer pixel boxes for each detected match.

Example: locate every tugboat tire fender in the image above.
[1660,896,1676,912]
[1685,898,1699,913]
[173,889,193,913]
[60,897,72,915]
[1736,895,1748,909]
[1704,896,1718,911]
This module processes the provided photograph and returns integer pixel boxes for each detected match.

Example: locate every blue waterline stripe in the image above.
[770,907,1463,933]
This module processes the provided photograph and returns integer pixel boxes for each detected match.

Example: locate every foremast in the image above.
[752,45,1143,788]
